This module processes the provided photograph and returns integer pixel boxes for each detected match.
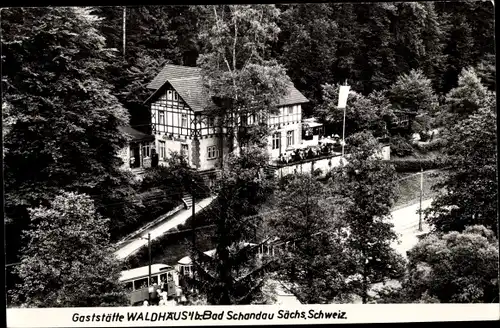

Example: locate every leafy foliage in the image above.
[2,7,141,264]
[387,69,439,114]
[425,106,497,234]
[389,135,415,158]
[267,174,356,304]
[329,131,405,303]
[402,226,499,303]
[188,146,275,305]
[11,192,128,307]
[316,84,392,138]
[275,3,339,112]
[445,67,495,122]
[197,4,290,154]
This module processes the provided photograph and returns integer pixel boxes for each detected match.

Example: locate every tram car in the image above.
[119,264,178,306]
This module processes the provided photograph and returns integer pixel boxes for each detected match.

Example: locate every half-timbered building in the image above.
[144,64,308,175]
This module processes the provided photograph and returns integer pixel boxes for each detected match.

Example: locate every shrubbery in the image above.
[390,135,415,157]
[415,139,446,153]
[385,158,445,172]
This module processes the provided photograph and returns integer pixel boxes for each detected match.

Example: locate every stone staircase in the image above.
[182,193,193,209]
[263,165,277,179]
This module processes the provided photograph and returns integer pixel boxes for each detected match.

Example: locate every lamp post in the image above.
[338,82,351,163]
[140,233,152,303]
[418,167,423,232]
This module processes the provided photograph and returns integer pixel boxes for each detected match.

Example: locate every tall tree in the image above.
[445,67,495,121]
[197,4,290,157]
[275,3,339,114]
[404,226,499,303]
[268,174,356,304]
[424,105,497,234]
[316,83,393,138]
[387,69,439,115]
[188,145,275,305]
[10,192,128,307]
[435,0,495,91]
[2,7,139,265]
[329,131,405,303]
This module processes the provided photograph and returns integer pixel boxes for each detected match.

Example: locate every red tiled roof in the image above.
[146,64,308,112]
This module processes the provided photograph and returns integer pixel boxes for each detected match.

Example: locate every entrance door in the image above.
[130,145,141,168]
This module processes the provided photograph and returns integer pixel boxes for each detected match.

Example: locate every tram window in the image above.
[160,273,167,282]
[167,272,173,281]
[125,282,134,291]
[134,278,148,290]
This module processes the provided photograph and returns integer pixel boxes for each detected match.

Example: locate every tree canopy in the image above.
[404,226,498,303]
[197,4,290,155]
[2,7,143,266]
[188,145,275,305]
[11,192,128,307]
[329,131,405,303]
[425,105,497,234]
[268,174,356,304]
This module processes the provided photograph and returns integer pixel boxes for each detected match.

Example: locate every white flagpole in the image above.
[342,106,346,159]
[338,81,350,163]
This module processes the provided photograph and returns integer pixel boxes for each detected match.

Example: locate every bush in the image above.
[313,168,323,177]
[384,158,444,172]
[415,139,446,153]
[390,135,415,157]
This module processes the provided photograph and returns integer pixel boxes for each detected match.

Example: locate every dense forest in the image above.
[2,2,497,307]
[88,3,496,129]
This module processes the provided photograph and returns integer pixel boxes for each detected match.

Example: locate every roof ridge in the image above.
[169,76,201,81]
[163,63,200,70]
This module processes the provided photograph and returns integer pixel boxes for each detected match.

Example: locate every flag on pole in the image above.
[337,85,350,108]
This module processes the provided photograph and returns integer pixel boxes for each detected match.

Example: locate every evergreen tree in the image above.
[11,192,128,307]
[445,67,495,121]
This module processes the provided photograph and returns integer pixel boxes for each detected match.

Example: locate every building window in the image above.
[159,141,166,159]
[272,132,281,150]
[288,106,293,114]
[159,111,165,125]
[240,114,247,126]
[286,130,294,147]
[207,146,219,159]
[142,144,151,158]
[207,117,215,127]
[181,144,189,157]
[167,90,173,100]
[173,92,178,101]
[181,114,188,128]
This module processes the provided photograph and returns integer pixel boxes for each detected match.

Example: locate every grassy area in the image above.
[393,169,445,210]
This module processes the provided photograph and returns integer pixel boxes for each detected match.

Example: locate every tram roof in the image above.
[119,264,173,282]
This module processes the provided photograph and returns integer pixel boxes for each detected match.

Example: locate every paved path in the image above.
[115,196,217,260]
[271,199,435,304]
[390,198,433,259]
